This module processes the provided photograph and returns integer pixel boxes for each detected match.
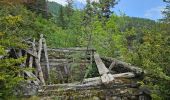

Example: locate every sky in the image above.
[114,0,166,20]
[48,0,166,20]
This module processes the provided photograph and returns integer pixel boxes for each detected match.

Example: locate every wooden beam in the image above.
[94,52,115,84]
[42,38,50,84]
[102,57,144,76]
[41,72,137,92]
[38,34,43,62]
[25,50,38,58]
[83,72,135,84]
[28,55,33,68]
[48,47,96,51]
[32,39,45,85]
[101,73,114,84]
[94,52,109,75]
[109,61,116,70]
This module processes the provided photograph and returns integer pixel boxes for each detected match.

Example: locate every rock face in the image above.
[14,82,39,96]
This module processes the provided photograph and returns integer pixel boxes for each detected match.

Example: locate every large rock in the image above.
[14,82,39,96]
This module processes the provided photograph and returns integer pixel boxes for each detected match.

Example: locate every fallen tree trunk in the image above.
[83,72,135,84]
[94,52,114,84]
[41,72,138,92]
[94,52,109,75]
[102,57,144,76]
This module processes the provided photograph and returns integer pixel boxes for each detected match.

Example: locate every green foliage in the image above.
[85,63,100,78]
[162,0,170,23]
[48,1,62,16]
[0,5,27,99]
[69,52,87,82]
[118,24,170,99]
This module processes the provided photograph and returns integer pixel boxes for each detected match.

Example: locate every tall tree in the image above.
[65,0,73,17]
[98,0,118,18]
[83,0,94,26]
[57,6,67,28]
[25,0,49,18]
[162,0,170,23]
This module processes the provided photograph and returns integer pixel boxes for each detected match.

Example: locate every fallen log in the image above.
[83,72,135,83]
[47,47,96,52]
[102,57,144,76]
[41,72,138,92]
[94,52,115,84]
[94,52,109,75]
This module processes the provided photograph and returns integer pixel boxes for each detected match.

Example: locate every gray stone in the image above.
[14,82,39,96]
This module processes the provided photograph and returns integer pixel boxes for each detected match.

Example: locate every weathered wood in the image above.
[83,72,135,87]
[41,62,68,66]
[83,72,135,84]
[64,65,68,75]
[102,57,144,75]
[28,55,33,68]
[24,70,40,85]
[49,59,69,62]
[25,50,38,58]
[42,38,50,83]
[32,39,45,85]
[109,61,116,70]
[94,52,109,75]
[41,62,90,67]
[94,52,115,84]
[112,72,135,78]
[17,49,22,57]
[41,81,101,92]
[38,34,43,62]
[41,72,138,92]
[48,47,96,52]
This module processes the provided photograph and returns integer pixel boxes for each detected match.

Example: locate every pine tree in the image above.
[83,0,94,26]
[57,6,67,28]
[65,0,73,17]
[162,0,170,23]
[98,0,118,18]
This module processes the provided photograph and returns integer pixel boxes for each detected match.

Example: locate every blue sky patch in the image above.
[48,0,166,20]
